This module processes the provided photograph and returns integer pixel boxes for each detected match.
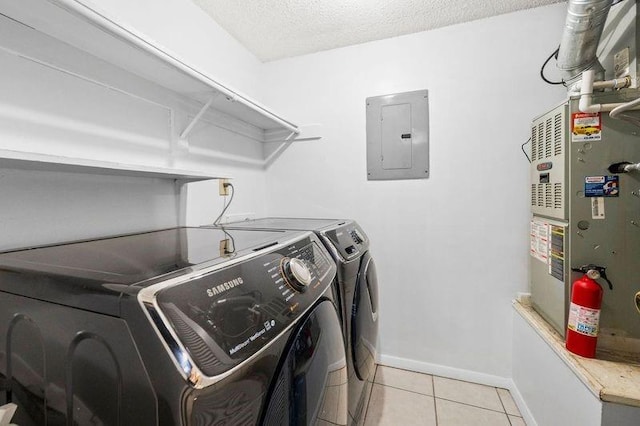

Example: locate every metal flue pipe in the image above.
[557,0,613,89]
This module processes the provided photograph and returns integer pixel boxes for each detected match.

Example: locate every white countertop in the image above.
[513,300,640,407]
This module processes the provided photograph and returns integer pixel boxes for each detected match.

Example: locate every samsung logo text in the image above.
[206,277,244,297]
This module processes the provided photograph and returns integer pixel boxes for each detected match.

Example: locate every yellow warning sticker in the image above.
[571,112,602,142]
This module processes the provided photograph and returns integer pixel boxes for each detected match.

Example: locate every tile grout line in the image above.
[373,382,435,397]
[495,386,515,426]
[376,367,525,424]
[496,387,525,422]
[434,396,514,416]
[431,375,513,417]
[507,413,527,426]
[374,378,507,412]
[496,386,508,414]
[362,364,378,425]
[375,378,518,412]
[433,375,439,426]
[367,382,525,425]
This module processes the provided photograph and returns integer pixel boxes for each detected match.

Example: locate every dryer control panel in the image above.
[154,232,336,379]
[321,221,369,261]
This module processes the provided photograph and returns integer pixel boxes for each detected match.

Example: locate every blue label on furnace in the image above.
[585,175,619,197]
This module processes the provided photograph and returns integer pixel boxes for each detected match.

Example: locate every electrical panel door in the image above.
[366,90,429,180]
[381,103,412,170]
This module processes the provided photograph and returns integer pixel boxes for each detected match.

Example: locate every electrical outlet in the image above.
[219,178,230,196]
[219,239,231,257]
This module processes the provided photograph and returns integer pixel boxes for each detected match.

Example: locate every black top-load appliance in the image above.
[0,226,347,425]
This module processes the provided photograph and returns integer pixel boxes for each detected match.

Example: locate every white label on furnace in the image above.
[567,302,600,337]
[530,219,549,264]
[591,197,605,220]
[585,176,605,184]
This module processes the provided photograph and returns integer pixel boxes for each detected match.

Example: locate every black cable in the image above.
[213,183,235,226]
[521,138,532,163]
[540,46,564,86]
[540,0,625,86]
[220,227,236,255]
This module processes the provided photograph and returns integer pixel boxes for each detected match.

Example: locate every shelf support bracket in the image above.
[180,95,218,140]
[263,124,322,143]
[264,131,297,168]
[169,109,187,158]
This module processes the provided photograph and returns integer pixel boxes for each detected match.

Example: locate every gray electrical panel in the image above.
[530,92,640,348]
[366,90,429,180]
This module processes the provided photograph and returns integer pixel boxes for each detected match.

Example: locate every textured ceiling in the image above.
[191,0,565,62]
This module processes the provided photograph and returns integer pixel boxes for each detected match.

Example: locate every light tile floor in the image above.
[363,366,526,426]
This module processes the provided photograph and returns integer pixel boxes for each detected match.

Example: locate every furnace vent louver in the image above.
[545,183,553,208]
[538,122,545,160]
[545,120,553,158]
[534,115,561,160]
[537,185,544,207]
[553,113,563,156]
[531,126,538,162]
[531,103,567,221]
[554,183,563,209]
[531,181,564,210]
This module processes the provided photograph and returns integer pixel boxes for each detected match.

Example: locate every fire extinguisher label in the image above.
[567,303,600,337]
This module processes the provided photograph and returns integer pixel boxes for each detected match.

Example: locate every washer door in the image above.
[351,252,379,382]
[262,300,347,426]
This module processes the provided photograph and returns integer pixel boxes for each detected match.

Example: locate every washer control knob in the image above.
[281,258,312,292]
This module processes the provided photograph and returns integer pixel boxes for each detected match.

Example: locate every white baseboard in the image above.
[378,354,537,426]
[504,378,538,426]
[378,354,511,388]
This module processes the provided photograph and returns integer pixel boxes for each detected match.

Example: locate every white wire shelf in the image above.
[0,149,225,182]
[0,0,303,141]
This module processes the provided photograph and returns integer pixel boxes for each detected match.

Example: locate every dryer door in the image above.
[262,300,347,426]
[351,252,379,381]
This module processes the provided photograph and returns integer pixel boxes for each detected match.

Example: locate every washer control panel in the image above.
[155,232,336,378]
[281,257,312,291]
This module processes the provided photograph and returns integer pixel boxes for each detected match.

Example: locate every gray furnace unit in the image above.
[530,91,640,347]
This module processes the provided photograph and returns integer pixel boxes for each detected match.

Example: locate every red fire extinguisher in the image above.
[566,265,613,358]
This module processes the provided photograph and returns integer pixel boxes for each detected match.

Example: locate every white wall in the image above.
[260,4,568,379]
[512,309,602,426]
[0,0,269,249]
